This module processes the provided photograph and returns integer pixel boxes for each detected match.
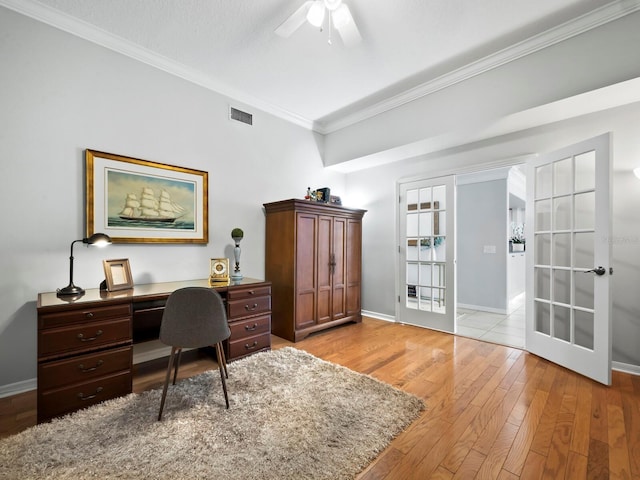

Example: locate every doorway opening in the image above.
[454,165,526,348]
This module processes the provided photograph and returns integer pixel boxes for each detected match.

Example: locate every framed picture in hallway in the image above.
[85,149,208,243]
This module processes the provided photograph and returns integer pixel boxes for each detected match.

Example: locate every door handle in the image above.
[584,266,606,276]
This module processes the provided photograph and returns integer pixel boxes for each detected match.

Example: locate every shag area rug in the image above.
[0,347,424,480]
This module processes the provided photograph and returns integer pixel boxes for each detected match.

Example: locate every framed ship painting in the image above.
[85,150,208,243]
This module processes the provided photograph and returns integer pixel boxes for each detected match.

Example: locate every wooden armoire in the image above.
[264,199,366,342]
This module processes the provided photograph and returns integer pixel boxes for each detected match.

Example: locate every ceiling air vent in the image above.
[229,107,253,125]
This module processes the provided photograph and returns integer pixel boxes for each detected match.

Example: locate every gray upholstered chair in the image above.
[157,287,231,421]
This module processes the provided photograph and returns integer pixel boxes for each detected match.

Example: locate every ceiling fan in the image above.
[275,0,362,47]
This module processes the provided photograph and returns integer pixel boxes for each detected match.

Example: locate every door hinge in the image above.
[398,295,401,303]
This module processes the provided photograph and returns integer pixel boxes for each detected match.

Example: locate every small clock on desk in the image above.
[210,258,230,285]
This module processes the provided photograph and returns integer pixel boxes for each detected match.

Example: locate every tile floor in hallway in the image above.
[455,296,525,349]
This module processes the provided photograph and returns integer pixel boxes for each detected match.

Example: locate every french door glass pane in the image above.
[553,305,571,342]
[535,199,551,230]
[553,157,573,195]
[575,191,595,230]
[553,269,572,305]
[420,264,433,287]
[535,301,551,335]
[419,212,433,236]
[575,151,595,191]
[574,309,595,349]
[535,234,551,266]
[553,233,572,267]
[553,196,572,230]
[407,213,418,236]
[574,272,594,309]
[536,164,552,198]
[535,267,551,301]
[574,232,594,269]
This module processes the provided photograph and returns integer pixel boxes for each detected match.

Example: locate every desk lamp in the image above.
[57,233,112,297]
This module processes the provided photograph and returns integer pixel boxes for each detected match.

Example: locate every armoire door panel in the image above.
[296,214,317,293]
[346,284,361,316]
[317,288,331,323]
[295,291,316,329]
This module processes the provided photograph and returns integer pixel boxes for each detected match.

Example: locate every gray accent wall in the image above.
[456,179,508,312]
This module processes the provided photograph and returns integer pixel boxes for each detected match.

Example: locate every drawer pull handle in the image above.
[244,303,258,311]
[85,312,94,318]
[77,387,103,401]
[77,330,103,342]
[78,360,104,373]
[248,290,255,295]
[244,341,259,350]
[245,323,258,331]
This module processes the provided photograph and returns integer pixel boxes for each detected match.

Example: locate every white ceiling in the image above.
[4,0,633,132]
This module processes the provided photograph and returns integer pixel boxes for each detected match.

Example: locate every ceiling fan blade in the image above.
[275,1,314,38]
[334,6,361,47]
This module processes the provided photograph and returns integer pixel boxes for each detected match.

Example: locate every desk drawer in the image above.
[227,285,271,301]
[229,314,271,340]
[228,332,271,359]
[39,303,131,329]
[39,317,131,358]
[38,370,132,422]
[38,345,132,391]
[227,296,271,320]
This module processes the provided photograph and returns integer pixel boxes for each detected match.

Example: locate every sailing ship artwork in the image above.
[106,169,196,231]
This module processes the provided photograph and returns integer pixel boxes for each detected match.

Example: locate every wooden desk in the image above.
[36,278,271,423]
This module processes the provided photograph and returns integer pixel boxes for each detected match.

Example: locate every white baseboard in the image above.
[361,310,396,323]
[0,378,36,398]
[613,361,640,376]
[457,303,508,315]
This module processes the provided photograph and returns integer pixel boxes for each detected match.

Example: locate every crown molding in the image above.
[0,0,315,131]
[316,0,640,134]
[3,0,638,135]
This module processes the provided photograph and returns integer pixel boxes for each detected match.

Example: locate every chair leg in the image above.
[215,342,230,409]
[158,346,178,421]
[218,342,229,379]
[173,348,183,385]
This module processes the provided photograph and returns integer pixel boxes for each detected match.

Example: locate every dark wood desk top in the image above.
[37,277,269,311]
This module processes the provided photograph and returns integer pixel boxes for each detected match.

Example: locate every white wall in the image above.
[348,101,640,369]
[0,8,346,391]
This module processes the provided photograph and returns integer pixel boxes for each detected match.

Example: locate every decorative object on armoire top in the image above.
[231,228,244,280]
[314,187,331,203]
[57,233,112,298]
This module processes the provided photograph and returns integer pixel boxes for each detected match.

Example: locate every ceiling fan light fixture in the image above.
[307,0,326,27]
[324,0,343,11]
[331,3,352,29]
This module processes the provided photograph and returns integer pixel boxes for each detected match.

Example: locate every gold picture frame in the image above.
[102,258,134,292]
[85,149,209,244]
[209,258,230,284]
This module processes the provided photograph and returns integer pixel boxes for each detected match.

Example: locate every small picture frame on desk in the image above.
[102,258,134,291]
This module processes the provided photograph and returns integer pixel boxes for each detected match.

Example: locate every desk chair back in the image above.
[157,287,231,420]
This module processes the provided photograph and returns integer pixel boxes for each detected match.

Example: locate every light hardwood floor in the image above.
[2,317,639,479]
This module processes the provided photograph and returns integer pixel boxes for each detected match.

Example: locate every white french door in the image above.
[525,133,612,385]
[398,175,456,332]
